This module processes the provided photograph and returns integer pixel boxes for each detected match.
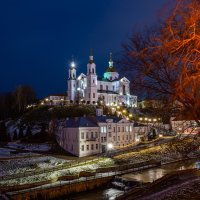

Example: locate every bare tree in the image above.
[15,85,36,113]
[120,0,200,125]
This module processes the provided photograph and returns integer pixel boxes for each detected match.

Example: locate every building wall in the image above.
[79,127,100,157]
[56,119,149,157]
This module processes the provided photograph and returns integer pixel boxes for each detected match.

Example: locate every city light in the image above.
[71,61,75,67]
[107,143,113,149]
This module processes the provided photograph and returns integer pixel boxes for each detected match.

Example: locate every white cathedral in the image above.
[67,52,137,107]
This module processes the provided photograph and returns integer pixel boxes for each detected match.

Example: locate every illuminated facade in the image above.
[55,114,136,157]
[68,52,137,107]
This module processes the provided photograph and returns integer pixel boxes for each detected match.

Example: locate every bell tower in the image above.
[86,50,98,104]
[67,60,77,101]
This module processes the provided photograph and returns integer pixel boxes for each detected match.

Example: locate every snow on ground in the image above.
[0,147,39,159]
[7,142,51,152]
[0,158,114,186]
[0,156,70,177]
[0,148,16,157]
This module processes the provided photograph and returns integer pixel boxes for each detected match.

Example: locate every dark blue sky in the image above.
[0,0,166,98]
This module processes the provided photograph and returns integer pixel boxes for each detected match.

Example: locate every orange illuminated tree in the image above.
[121,0,200,125]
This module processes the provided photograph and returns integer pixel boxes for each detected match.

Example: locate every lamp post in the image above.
[107,143,113,156]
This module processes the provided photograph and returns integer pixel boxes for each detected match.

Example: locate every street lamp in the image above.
[107,143,113,150]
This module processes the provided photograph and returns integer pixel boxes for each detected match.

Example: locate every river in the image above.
[67,159,200,200]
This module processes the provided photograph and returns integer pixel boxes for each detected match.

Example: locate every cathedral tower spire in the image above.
[109,52,113,68]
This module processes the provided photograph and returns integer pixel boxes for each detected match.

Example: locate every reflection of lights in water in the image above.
[122,160,199,183]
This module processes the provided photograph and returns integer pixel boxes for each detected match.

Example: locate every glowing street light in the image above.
[107,143,113,150]
[123,109,126,113]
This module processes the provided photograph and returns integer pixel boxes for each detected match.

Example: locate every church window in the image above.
[93,79,95,83]
[92,68,94,73]
[100,85,103,90]
[106,85,108,91]
[123,85,126,95]
[93,93,95,98]
[110,77,112,81]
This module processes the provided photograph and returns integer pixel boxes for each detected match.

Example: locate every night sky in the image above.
[0,0,166,98]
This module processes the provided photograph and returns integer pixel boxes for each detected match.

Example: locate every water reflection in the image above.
[68,188,123,200]
[122,159,199,183]
[68,159,199,200]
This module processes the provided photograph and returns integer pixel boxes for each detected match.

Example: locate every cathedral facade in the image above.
[67,53,137,107]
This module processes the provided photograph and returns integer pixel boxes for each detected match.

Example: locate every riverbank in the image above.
[117,168,200,200]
